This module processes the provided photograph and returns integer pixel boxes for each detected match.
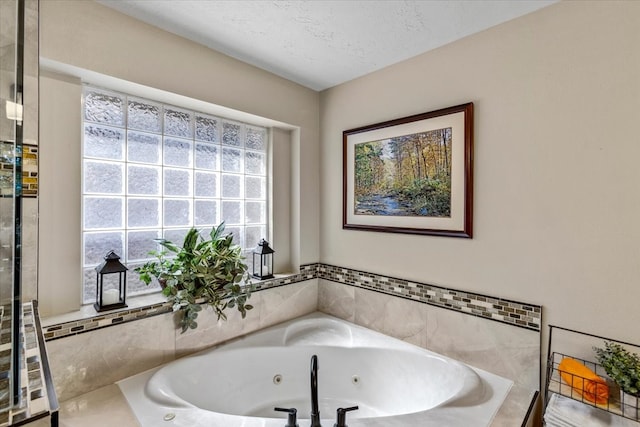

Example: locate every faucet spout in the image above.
[310,354,321,427]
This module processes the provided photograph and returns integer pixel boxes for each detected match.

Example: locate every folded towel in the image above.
[545,393,639,427]
[558,357,609,404]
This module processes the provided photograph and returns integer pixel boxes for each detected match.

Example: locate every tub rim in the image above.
[119,312,515,427]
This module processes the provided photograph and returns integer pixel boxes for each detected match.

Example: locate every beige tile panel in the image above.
[257,279,318,329]
[46,313,176,402]
[57,384,139,427]
[353,287,427,348]
[491,386,540,427]
[174,280,319,358]
[173,294,263,358]
[317,278,355,321]
[424,304,540,389]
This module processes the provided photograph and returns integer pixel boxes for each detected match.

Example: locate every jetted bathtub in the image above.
[118,313,513,426]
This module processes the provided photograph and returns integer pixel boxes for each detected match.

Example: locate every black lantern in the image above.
[252,239,274,280]
[94,250,128,312]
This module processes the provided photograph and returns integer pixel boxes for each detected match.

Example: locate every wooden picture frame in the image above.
[343,103,473,238]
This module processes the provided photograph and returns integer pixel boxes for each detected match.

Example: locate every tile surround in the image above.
[353,288,428,348]
[317,263,541,331]
[43,264,318,341]
[424,303,540,388]
[315,265,542,390]
[0,302,55,426]
[42,262,540,342]
[318,280,541,390]
[174,281,318,358]
[46,280,319,402]
[43,302,172,341]
[51,384,138,427]
[46,313,176,403]
[41,265,541,423]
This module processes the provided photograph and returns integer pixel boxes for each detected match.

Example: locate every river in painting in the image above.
[355,194,429,216]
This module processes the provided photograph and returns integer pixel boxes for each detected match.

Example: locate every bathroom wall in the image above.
[38,0,320,316]
[319,0,640,348]
[39,71,82,314]
[34,0,640,411]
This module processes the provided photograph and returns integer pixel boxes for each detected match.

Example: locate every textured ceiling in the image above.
[97,0,556,91]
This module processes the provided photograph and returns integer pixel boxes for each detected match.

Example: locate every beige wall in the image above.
[320,1,640,345]
[38,0,640,347]
[39,72,83,315]
[38,0,320,315]
[35,0,640,412]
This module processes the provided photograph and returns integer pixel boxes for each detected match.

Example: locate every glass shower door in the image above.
[0,0,23,410]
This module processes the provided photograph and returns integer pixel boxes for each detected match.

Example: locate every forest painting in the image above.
[343,102,473,238]
[354,127,452,218]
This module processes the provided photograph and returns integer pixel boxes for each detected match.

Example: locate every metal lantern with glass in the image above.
[252,239,274,280]
[94,250,128,312]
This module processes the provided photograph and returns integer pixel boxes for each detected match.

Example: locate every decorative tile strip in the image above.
[43,302,173,342]
[0,304,10,417]
[253,263,319,291]
[43,261,540,340]
[317,263,541,331]
[0,302,52,427]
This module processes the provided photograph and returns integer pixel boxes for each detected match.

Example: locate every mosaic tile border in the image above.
[0,144,38,198]
[43,302,172,342]
[43,264,319,342]
[0,302,54,427]
[42,261,540,341]
[0,305,10,415]
[317,263,541,331]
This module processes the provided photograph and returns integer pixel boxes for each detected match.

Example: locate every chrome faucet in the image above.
[310,354,321,427]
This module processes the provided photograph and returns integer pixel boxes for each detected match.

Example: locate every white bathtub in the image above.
[119,313,513,426]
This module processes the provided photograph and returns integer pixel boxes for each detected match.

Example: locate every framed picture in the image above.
[343,103,473,238]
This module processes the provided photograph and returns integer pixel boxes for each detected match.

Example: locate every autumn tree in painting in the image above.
[354,127,452,217]
[354,141,386,196]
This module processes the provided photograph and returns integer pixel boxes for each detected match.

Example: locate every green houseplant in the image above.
[135,223,253,332]
[594,341,640,419]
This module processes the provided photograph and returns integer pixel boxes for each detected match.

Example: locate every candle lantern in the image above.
[252,239,274,280]
[94,250,128,312]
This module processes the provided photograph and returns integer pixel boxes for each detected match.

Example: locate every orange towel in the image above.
[558,357,609,404]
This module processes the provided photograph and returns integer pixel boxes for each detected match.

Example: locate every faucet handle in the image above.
[334,406,359,427]
[274,407,299,427]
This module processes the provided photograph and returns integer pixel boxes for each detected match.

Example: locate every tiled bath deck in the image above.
[43,263,541,341]
[40,264,542,426]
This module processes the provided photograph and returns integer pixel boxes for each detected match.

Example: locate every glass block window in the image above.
[82,86,268,304]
